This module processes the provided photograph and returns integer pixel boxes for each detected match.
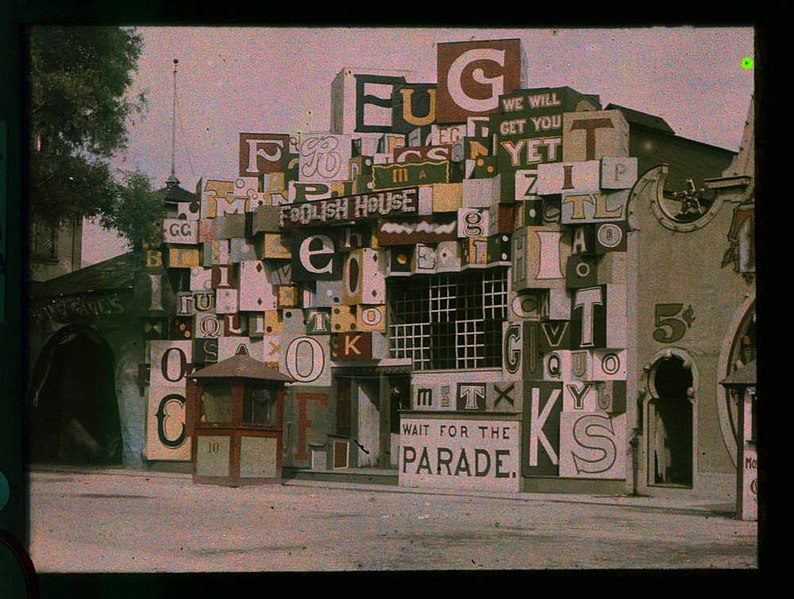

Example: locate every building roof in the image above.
[607,103,675,135]
[30,250,142,299]
[615,105,736,192]
[157,179,196,204]
[189,354,295,383]
[722,95,754,179]
[721,359,757,387]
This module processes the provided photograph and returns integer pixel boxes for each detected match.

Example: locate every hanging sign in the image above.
[371,160,449,191]
[280,187,418,228]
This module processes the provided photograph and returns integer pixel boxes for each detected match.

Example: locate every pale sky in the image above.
[83,26,755,266]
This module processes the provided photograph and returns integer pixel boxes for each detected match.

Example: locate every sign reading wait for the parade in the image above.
[279,187,418,227]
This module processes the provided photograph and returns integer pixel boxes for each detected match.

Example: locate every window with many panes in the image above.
[388,268,508,370]
[31,220,58,261]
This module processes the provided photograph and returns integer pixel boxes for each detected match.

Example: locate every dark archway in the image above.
[28,325,122,465]
[649,355,694,486]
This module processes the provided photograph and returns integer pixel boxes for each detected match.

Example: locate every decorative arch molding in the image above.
[643,346,700,400]
[629,163,728,233]
[717,293,756,468]
[642,346,699,488]
[628,164,668,229]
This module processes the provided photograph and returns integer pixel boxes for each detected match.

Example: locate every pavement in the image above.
[24,465,758,574]
[28,463,739,516]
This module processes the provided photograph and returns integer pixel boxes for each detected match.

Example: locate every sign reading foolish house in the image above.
[279,188,419,227]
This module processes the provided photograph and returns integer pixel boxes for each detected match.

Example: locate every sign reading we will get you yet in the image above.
[399,417,521,492]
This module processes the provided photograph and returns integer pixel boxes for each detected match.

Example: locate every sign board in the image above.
[522,381,563,476]
[280,335,332,387]
[558,412,626,479]
[392,83,437,134]
[371,161,449,191]
[280,187,419,228]
[562,110,630,162]
[145,386,191,461]
[376,215,458,246]
[239,133,290,175]
[436,39,522,123]
[399,417,521,492]
[298,133,351,183]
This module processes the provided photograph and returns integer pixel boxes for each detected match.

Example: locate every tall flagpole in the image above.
[166,58,179,187]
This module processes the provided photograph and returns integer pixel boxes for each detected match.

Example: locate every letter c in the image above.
[447,48,506,114]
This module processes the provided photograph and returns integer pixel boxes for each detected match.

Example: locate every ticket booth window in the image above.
[201,383,234,424]
[243,387,276,426]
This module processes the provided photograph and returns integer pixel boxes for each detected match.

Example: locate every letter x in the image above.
[494,383,515,407]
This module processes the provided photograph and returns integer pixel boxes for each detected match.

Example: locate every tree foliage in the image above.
[29,26,163,248]
[100,170,165,251]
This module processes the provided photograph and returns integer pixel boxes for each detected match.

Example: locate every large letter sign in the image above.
[239,133,290,176]
[291,231,340,281]
[522,381,563,476]
[280,336,331,386]
[436,39,522,123]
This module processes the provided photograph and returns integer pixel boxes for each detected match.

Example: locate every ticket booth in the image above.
[186,354,294,486]
[720,359,757,521]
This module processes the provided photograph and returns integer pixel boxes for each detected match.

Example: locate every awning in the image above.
[331,358,413,377]
[720,359,757,387]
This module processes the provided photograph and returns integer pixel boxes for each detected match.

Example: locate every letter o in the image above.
[161,347,188,383]
[601,352,621,375]
[285,337,324,382]
[361,307,382,326]
[597,223,623,248]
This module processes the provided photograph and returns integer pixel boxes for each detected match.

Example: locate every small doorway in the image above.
[647,354,694,486]
[355,377,381,467]
[28,325,122,465]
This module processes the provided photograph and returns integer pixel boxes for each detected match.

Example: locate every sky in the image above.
[83,26,755,266]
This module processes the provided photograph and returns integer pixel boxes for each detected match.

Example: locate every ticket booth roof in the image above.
[720,359,756,387]
[189,354,295,383]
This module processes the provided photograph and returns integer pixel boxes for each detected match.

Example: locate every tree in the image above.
[100,169,165,251]
[29,25,162,244]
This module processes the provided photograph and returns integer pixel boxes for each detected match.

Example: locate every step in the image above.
[282,467,399,486]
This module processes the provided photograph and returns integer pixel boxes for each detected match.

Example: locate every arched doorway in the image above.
[646,351,695,487]
[28,325,122,465]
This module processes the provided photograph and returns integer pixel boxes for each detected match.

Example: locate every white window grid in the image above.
[389,322,431,369]
[429,274,456,322]
[482,269,508,319]
[388,268,508,370]
[456,319,484,369]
